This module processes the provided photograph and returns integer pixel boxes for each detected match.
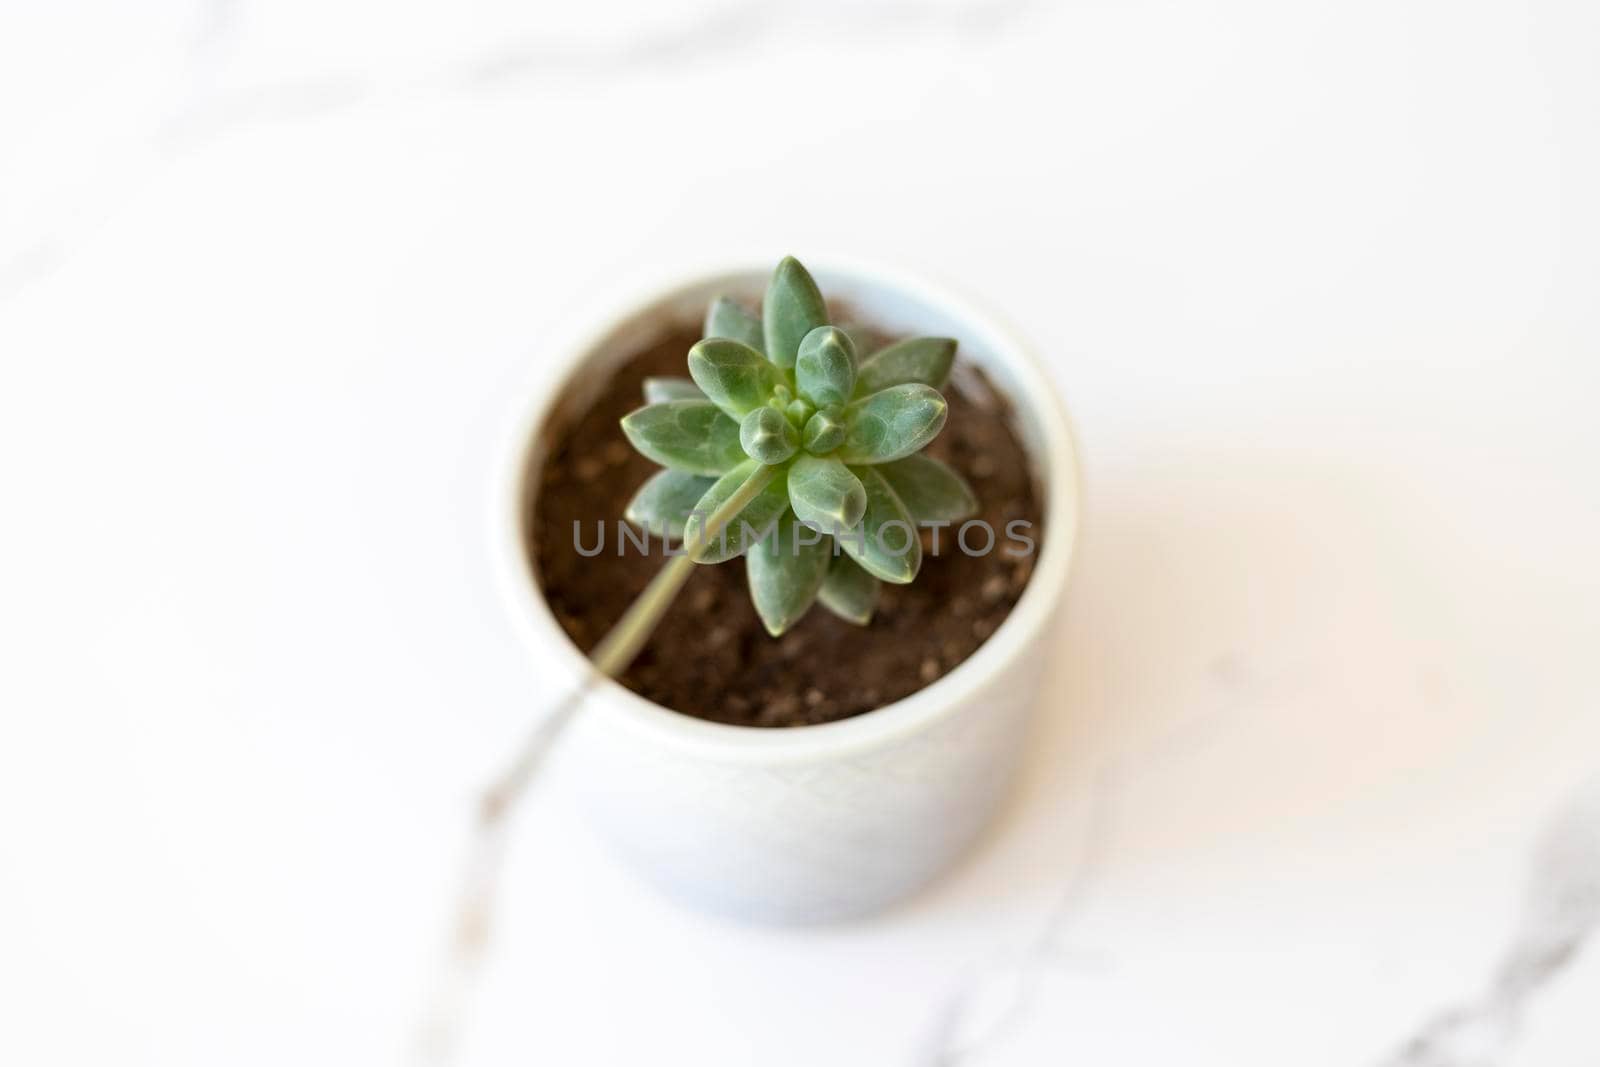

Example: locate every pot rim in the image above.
[492,256,1082,764]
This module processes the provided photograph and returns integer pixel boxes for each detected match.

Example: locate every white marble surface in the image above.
[2,1,1598,1064]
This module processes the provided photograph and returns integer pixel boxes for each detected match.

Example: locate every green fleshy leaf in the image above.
[801,406,847,454]
[704,296,764,354]
[795,325,856,407]
[853,337,956,396]
[624,469,717,539]
[817,553,879,625]
[687,338,784,417]
[684,461,790,564]
[642,376,704,404]
[876,454,978,524]
[784,396,815,428]
[837,383,948,465]
[839,323,881,362]
[762,256,829,368]
[620,400,745,476]
[739,406,799,464]
[836,466,922,584]
[746,510,831,636]
[787,454,867,533]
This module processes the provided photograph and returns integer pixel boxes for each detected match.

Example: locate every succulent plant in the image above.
[620,256,978,636]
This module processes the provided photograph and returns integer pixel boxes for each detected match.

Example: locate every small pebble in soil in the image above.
[760,694,801,726]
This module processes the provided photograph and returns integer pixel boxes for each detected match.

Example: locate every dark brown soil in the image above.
[528,326,1042,727]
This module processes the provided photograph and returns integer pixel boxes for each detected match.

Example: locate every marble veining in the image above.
[0,0,1040,300]
[1381,781,1600,1066]
[916,658,1271,1064]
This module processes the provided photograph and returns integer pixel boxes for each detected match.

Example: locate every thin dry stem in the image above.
[415,462,777,1065]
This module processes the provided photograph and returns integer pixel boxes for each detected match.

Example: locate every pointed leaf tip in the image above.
[747,510,830,635]
[817,553,880,625]
[703,295,764,354]
[762,257,829,369]
[854,336,956,396]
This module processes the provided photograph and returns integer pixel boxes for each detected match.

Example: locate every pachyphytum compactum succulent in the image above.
[619,256,978,636]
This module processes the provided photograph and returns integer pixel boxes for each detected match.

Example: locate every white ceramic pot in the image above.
[495,261,1081,924]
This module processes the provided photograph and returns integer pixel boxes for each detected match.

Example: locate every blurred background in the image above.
[2,0,1597,1064]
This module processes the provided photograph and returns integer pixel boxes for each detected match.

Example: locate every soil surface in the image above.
[528,325,1043,727]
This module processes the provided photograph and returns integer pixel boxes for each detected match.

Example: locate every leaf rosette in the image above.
[620,257,978,635]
